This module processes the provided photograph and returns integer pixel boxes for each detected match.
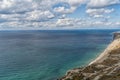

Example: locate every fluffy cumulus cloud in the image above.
[0,0,120,29]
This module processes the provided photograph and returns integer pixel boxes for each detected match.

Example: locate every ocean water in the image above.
[0,29,119,80]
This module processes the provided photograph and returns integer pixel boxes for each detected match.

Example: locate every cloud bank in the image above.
[0,0,120,30]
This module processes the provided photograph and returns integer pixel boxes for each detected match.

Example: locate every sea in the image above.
[0,29,119,80]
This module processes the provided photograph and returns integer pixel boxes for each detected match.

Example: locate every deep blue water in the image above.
[0,29,119,80]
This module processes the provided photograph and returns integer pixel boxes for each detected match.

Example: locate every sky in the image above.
[0,0,120,30]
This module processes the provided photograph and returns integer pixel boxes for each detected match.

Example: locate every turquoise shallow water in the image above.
[0,29,119,80]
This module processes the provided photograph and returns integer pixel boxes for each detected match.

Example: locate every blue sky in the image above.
[0,0,120,30]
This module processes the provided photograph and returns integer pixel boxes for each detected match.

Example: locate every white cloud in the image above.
[0,0,119,29]
[93,15,103,18]
[54,7,68,13]
[56,18,74,26]
[68,0,86,6]
[53,0,86,14]
[115,22,120,26]
[0,0,15,9]
[86,8,114,17]
[26,10,55,21]
[87,0,120,8]
[53,6,76,14]
[0,0,35,13]
[0,17,119,29]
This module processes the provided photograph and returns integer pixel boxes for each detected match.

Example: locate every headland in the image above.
[59,32,120,80]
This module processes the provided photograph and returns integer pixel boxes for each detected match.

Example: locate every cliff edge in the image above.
[59,32,120,80]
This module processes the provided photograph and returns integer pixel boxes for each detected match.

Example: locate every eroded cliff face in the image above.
[59,33,120,80]
[113,32,120,40]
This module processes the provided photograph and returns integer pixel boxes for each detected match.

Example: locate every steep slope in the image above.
[59,33,120,80]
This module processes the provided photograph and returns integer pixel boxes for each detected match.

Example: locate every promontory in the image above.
[59,32,120,80]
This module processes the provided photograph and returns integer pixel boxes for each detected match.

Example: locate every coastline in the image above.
[59,32,120,80]
[89,38,119,65]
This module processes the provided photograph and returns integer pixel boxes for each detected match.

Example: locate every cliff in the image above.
[59,32,120,80]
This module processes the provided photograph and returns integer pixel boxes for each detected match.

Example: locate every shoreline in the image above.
[60,32,120,80]
[89,32,120,65]
[89,40,114,65]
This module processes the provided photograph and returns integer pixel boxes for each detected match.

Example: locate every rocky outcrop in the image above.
[59,32,120,80]
[113,32,120,40]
